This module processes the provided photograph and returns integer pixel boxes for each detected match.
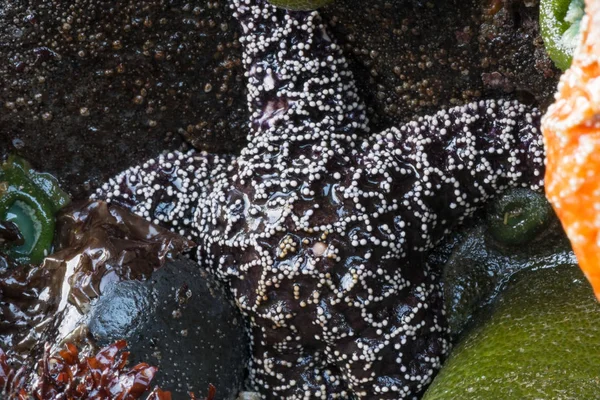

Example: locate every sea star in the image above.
[93,0,545,398]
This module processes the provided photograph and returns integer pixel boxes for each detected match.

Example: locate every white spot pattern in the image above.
[93,1,545,398]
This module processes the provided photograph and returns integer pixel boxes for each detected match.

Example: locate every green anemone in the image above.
[486,188,553,246]
[540,0,585,71]
[0,155,70,264]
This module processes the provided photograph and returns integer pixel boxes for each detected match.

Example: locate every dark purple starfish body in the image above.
[94,1,545,398]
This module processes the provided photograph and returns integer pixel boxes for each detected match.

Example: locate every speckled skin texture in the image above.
[94,0,545,398]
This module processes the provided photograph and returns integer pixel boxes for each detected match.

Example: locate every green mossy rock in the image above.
[424,264,600,400]
[268,0,333,11]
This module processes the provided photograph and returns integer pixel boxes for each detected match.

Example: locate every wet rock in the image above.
[88,258,248,399]
[0,200,248,398]
[88,281,153,341]
[0,200,193,366]
[0,0,248,197]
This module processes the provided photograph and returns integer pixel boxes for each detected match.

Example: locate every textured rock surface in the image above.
[0,0,560,199]
[323,0,560,131]
[0,0,247,196]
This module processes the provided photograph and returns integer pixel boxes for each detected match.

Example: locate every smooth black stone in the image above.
[88,257,248,399]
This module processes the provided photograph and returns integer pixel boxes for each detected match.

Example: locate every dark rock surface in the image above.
[0,0,247,197]
[323,0,560,131]
[1,200,248,398]
[0,0,560,197]
[88,257,248,399]
[0,200,194,367]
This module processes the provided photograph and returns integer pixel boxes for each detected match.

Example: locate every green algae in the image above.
[425,264,600,400]
[540,0,585,71]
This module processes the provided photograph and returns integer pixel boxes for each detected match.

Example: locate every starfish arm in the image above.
[191,2,373,397]
[198,1,545,399]
[354,99,545,255]
[232,0,367,134]
[229,0,368,194]
[91,150,232,241]
[246,322,352,398]
[314,99,545,398]
[201,99,544,399]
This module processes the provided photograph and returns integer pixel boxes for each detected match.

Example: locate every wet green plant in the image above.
[487,188,553,246]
